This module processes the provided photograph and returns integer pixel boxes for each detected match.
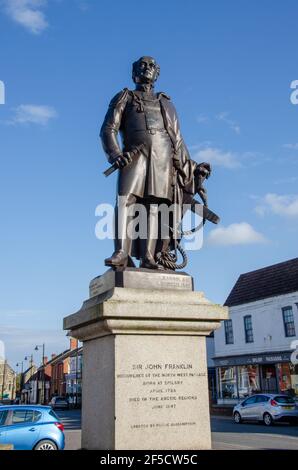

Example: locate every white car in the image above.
[49,396,69,410]
[233,394,298,426]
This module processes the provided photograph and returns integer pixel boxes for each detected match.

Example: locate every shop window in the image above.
[237,365,260,398]
[261,365,277,394]
[218,366,237,399]
[277,363,292,393]
[244,315,254,343]
[289,363,298,397]
[282,306,296,337]
[224,320,234,344]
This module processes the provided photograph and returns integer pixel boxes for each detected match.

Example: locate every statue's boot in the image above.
[140,203,161,270]
[105,249,128,268]
[105,194,135,268]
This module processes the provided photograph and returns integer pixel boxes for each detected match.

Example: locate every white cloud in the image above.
[208,222,267,246]
[283,143,298,150]
[194,147,241,169]
[196,114,209,124]
[9,104,57,125]
[216,111,241,134]
[196,111,240,134]
[255,193,298,218]
[2,0,48,34]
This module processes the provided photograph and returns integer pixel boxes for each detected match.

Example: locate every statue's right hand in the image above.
[115,152,132,169]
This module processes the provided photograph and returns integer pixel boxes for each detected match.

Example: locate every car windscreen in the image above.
[274,396,295,404]
[55,398,67,402]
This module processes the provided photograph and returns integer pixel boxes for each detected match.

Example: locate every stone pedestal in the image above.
[63,269,228,450]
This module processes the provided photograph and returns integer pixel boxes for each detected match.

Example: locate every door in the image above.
[261,365,278,393]
[254,395,270,420]
[4,409,41,450]
[240,396,258,420]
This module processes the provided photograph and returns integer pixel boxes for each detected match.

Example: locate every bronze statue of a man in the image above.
[100,56,191,269]
[100,56,218,270]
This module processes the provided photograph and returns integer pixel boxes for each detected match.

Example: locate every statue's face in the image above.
[134,56,159,84]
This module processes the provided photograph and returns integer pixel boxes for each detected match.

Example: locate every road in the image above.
[56,410,298,450]
[211,416,298,450]
[56,409,81,451]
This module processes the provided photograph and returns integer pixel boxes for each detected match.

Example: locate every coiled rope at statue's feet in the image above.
[156,243,188,271]
[155,217,205,271]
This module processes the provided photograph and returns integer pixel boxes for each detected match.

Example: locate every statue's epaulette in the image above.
[157,91,171,100]
[109,88,129,107]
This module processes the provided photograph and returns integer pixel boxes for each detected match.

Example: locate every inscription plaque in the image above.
[89,268,194,298]
[114,335,211,449]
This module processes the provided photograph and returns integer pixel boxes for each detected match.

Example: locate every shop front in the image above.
[65,353,82,407]
[214,351,298,404]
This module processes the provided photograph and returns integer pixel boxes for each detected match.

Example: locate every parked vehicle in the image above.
[49,396,69,410]
[233,394,298,426]
[0,405,65,450]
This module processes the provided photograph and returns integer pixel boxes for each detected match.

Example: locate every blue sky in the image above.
[0,0,298,366]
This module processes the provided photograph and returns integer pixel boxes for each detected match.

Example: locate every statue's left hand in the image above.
[115,152,132,169]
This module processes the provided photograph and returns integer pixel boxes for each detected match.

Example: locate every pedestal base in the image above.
[64,271,228,450]
[82,334,211,450]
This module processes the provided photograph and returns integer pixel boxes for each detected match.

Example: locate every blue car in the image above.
[0,405,65,450]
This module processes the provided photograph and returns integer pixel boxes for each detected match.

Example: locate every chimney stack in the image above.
[70,338,78,350]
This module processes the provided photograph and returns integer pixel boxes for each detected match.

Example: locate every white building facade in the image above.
[214,258,298,404]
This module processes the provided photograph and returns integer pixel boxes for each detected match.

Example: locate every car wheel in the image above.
[263,412,273,426]
[234,411,242,424]
[34,440,58,450]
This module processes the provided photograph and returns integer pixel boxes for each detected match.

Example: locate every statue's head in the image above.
[132,56,160,85]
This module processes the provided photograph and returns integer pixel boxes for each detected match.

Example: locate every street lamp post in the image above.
[16,361,24,400]
[24,355,34,403]
[35,344,45,404]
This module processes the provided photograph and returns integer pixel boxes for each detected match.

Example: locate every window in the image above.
[33,411,42,422]
[0,410,8,426]
[273,395,295,404]
[237,365,260,397]
[224,320,234,344]
[244,315,254,343]
[282,307,296,337]
[11,410,34,424]
[243,396,257,406]
[255,395,269,403]
[10,409,41,424]
[49,410,59,420]
[218,366,237,399]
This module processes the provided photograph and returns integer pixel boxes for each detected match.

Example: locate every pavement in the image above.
[56,410,298,450]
